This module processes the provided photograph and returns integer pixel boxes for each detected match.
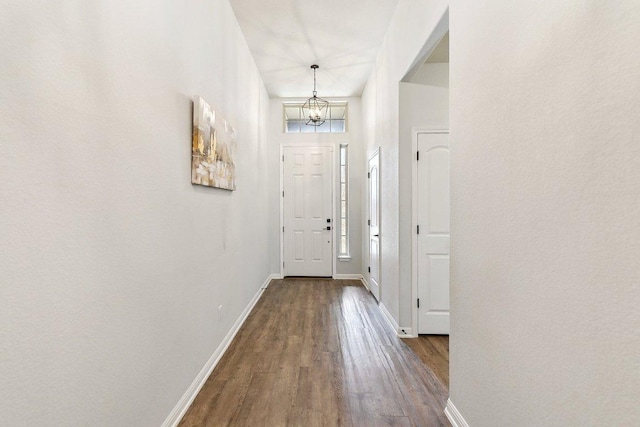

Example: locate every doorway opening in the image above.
[400,20,450,336]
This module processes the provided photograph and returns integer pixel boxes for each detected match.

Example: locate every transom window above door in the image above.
[283,102,348,133]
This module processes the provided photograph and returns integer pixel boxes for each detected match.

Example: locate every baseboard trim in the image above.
[379,302,400,335]
[445,398,470,427]
[333,273,364,280]
[161,274,275,427]
[377,304,418,338]
[360,276,370,291]
[397,327,417,338]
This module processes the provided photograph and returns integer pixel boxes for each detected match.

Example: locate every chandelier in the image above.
[301,65,329,126]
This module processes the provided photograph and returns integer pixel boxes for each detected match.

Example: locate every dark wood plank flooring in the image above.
[179,278,450,427]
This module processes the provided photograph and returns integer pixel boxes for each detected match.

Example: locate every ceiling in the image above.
[229,0,401,98]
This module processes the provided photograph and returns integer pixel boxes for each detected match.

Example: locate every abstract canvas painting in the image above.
[192,96,237,190]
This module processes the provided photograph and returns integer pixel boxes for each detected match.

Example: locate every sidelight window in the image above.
[338,144,349,258]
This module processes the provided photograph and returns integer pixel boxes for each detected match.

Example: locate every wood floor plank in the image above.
[402,335,449,389]
[178,278,450,427]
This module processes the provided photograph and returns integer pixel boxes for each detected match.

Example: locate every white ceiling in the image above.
[229,0,400,98]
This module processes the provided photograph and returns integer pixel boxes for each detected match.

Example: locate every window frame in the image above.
[283,102,348,133]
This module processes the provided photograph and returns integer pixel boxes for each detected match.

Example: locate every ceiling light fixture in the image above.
[302,64,329,126]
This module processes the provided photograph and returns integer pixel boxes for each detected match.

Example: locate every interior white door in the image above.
[283,146,333,277]
[368,149,381,301]
[417,132,450,334]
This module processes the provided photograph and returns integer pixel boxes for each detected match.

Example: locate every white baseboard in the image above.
[445,398,470,427]
[378,304,418,338]
[333,273,364,280]
[379,302,400,335]
[162,274,275,427]
[360,276,370,290]
[397,327,417,338]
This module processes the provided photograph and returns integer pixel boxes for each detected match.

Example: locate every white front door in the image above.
[417,132,450,334]
[368,149,381,301]
[283,146,333,277]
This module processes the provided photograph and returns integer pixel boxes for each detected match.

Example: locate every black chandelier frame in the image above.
[301,64,329,126]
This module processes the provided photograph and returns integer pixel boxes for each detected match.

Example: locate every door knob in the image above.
[373,234,379,237]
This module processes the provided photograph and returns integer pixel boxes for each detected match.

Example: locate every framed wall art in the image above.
[191,96,237,190]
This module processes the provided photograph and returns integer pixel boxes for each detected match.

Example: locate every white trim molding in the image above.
[379,303,400,335]
[162,274,277,427]
[360,278,416,338]
[333,273,363,280]
[379,304,418,338]
[445,399,470,427]
[360,276,370,291]
[397,327,416,338]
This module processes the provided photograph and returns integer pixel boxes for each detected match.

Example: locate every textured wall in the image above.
[0,0,271,425]
[450,1,640,425]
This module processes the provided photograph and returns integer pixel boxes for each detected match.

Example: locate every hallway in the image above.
[179,278,450,426]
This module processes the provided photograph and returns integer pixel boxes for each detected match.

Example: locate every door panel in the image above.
[283,146,333,277]
[427,255,450,310]
[417,132,450,334]
[368,149,381,301]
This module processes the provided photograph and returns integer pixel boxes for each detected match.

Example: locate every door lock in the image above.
[326,218,331,223]
[326,226,331,231]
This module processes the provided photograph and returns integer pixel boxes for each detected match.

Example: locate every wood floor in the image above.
[179,278,450,427]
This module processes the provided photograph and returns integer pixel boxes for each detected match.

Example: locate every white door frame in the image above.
[411,128,449,335]
[280,143,336,278]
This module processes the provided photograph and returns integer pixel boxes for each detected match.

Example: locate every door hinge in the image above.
[417,225,420,234]
[368,266,371,273]
[368,219,371,226]
[282,226,284,232]
[282,191,284,197]
[417,151,420,161]
[283,261,285,268]
[417,298,420,308]
[282,154,284,161]
[367,172,370,178]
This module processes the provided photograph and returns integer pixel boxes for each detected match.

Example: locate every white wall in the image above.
[361,0,449,325]
[268,98,363,275]
[450,1,640,425]
[399,63,449,327]
[409,62,449,88]
[0,1,272,425]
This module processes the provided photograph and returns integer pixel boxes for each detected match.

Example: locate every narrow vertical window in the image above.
[339,144,349,258]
